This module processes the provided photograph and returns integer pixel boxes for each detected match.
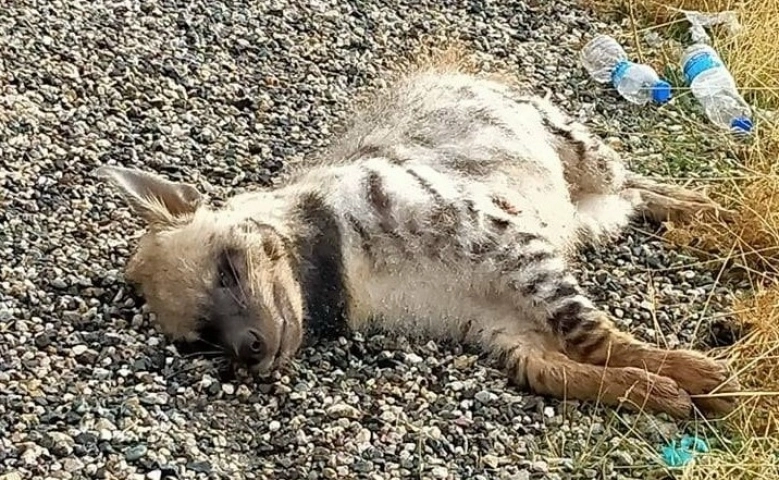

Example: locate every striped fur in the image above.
[96,67,739,419]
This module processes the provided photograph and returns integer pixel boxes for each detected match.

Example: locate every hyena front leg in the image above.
[560,312,741,417]
[480,234,739,417]
[482,329,692,417]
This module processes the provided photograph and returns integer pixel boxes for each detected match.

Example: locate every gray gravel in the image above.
[0,1,747,479]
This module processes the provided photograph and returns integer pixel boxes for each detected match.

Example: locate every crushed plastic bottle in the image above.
[681,43,753,134]
[580,35,672,105]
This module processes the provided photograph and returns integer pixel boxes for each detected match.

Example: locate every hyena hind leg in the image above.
[525,93,736,226]
[623,173,737,224]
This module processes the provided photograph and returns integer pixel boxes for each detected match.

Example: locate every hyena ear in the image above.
[94,166,202,227]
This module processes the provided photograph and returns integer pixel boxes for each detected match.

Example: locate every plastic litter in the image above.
[681,43,753,134]
[683,9,742,44]
[660,434,710,467]
[580,34,672,105]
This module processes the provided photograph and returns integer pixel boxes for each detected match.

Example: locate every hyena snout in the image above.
[233,328,267,363]
[216,318,279,371]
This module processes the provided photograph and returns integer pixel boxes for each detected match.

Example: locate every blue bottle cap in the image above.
[730,116,754,134]
[651,80,672,103]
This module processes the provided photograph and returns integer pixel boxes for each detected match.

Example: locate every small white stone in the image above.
[425,426,442,441]
[474,390,498,404]
[71,345,88,356]
[199,375,214,389]
[531,460,549,473]
[405,353,423,364]
[431,466,449,479]
[510,471,531,480]
[268,420,281,432]
[62,457,84,472]
[221,383,235,395]
[326,403,361,419]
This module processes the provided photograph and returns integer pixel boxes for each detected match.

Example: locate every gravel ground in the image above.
[0,1,747,479]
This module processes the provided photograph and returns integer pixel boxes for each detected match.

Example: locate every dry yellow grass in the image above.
[586,0,779,478]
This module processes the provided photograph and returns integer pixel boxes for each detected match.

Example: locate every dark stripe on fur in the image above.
[464,200,478,221]
[346,214,373,259]
[366,170,397,233]
[519,271,554,296]
[292,193,350,339]
[489,215,510,232]
[500,250,555,276]
[518,97,589,164]
[545,281,580,304]
[536,113,588,163]
[406,168,443,202]
[567,327,609,361]
[515,232,543,245]
[549,300,587,336]
[448,154,498,176]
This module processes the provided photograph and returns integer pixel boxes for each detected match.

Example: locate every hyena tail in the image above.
[621,172,737,224]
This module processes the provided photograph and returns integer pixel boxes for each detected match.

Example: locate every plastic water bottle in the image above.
[580,35,672,105]
[681,44,753,134]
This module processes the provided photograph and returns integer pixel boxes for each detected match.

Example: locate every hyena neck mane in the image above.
[286,191,351,341]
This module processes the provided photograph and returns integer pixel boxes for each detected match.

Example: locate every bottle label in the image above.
[683,52,722,84]
[610,60,631,88]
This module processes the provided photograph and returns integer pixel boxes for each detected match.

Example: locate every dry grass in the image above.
[584,0,779,478]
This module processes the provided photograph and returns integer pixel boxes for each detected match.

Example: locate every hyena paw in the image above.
[659,350,741,417]
[618,368,693,419]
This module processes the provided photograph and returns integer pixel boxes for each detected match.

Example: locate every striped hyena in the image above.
[95,65,739,418]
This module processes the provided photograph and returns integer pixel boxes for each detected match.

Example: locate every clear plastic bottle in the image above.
[580,35,672,105]
[681,44,753,134]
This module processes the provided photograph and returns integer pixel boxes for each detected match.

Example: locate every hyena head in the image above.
[95,166,305,374]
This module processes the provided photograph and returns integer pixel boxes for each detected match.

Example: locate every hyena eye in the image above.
[217,249,241,288]
[218,269,236,288]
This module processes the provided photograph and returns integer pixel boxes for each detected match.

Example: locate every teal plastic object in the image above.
[660,435,709,467]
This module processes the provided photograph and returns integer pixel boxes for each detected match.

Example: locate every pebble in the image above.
[431,466,449,479]
[474,390,499,404]
[72,345,88,356]
[326,403,361,420]
[124,445,148,462]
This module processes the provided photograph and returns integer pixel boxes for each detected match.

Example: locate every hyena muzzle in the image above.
[95,66,740,419]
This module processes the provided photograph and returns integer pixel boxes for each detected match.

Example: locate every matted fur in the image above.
[95,48,740,419]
